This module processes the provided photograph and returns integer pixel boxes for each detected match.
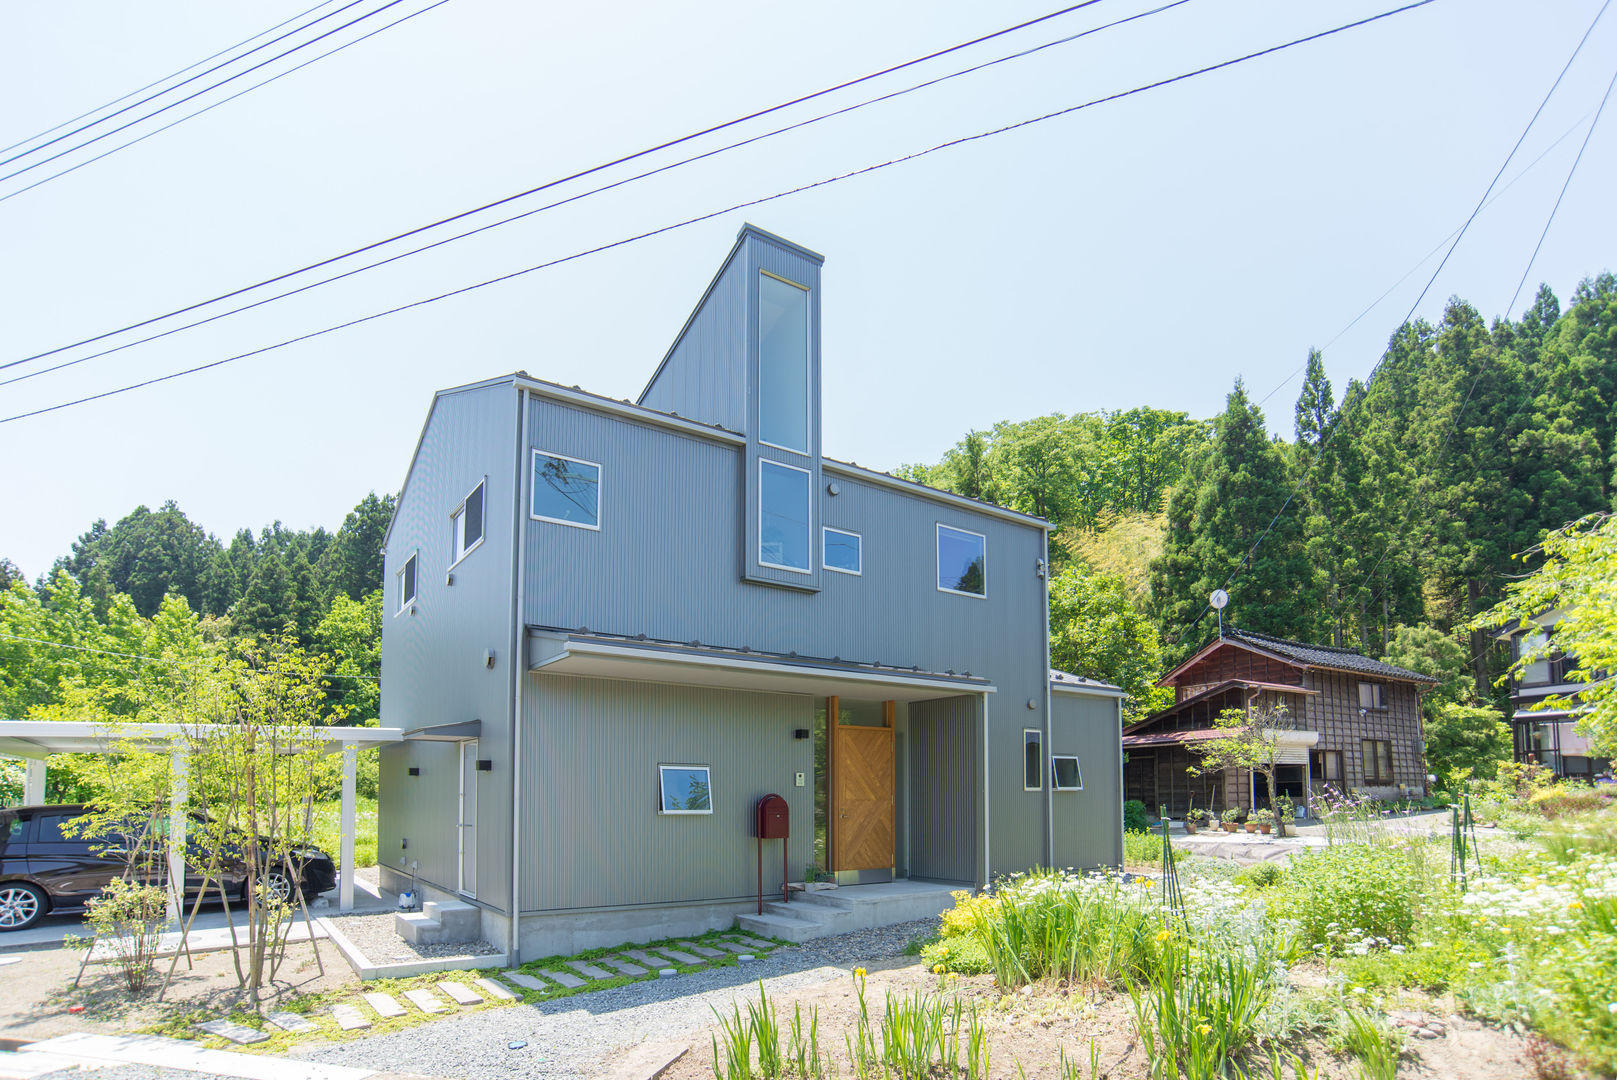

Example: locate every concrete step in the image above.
[422,900,481,941]
[764,900,848,927]
[735,909,830,944]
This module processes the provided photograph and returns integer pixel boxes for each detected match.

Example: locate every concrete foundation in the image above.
[514,897,759,960]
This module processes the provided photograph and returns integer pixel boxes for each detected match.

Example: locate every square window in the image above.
[451,481,485,563]
[823,527,861,575]
[396,553,418,613]
[1023,729,1042,790]
[532,451,600,530]
[936,524,986,597]
[1052,755,1083,791]
[1357,682,1384,710]
[760,460,811,572]
[658,765,712,815]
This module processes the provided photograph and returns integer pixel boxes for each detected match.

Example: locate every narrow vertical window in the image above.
[451,480,485,563]
[396,553,418,614]
[1023,729,1042,791]
[759,460,810,572]
[758,272,809,453]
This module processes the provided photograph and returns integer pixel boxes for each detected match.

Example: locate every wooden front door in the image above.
[830,698,895,875]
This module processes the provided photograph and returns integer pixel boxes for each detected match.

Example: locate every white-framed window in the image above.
[450,479,486,565]
[1023,729,1042,791]
[657,764,713,815]
[395,552,418,615]
[759,459,811,573]
[823,527,862,575]
[532,450,601,530]
[758,270,810,454]
[1052,755,1083,791]
[1357,682,1385,710]
[936,524,986,597]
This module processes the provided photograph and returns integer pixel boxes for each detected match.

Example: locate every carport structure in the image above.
[0,720,402,913]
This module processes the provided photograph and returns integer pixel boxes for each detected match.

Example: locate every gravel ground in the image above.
[35,1068,226,1080]
[326,910,501,962]
[298,918,935,1079]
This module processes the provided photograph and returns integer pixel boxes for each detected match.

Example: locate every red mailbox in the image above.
[755,794,790,913]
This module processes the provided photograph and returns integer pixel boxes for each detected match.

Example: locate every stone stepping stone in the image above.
[674,941,725,958]
[362,992,407,1019]
[474,977,517,1001]
[654,947,706,965]
[730,934,775,950]
[439,981,482,1005]
[197,1019,268,1045]
[622,949,670,965]
[403,988,448,1015]
[539,968,586,988]
[331,1004,371,1031]
[602,958,647,976]
[501,970,549,991]
[265,1011,317,1034]
[708,940,752,954]
[563,960,613,980]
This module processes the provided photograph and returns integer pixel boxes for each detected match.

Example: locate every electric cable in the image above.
[1,0,1192,386]
[0,0,1440,427]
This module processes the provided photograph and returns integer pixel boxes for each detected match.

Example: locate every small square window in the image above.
[823,527,861,575]
[658,765,712,815]
[396,553,418,614]
[1357,682,1385,710]
[533,451,601,530]
[1023,729,1042,791]
[451,481,485,563]
[937,524,986,597]
[1052,755,1083,791]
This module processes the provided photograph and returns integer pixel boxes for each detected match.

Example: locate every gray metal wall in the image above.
[519,674,814,912]
[378,740,463,890]
[380,381,519,908]
[1050,690,1124,871]
[637,237,749,433]
[907,695,981,884]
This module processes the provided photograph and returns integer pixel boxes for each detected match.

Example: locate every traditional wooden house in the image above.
[1122,628,1436,818]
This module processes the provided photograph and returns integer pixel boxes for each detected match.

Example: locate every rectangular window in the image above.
[1518,630,1552,684]
[532,451,601,530]
[1357,682,1385,710]
[760,460,811,572]
[758,271,809,453]
[1361,739,1393,784]
[1051,755,1083,791]
[658,764,712,815]
[936,524,987,597]
[823,527,861,575]
[451,480,485,563]
[1023,729,1042,790]
[396,553,418,613]
[1310,749,1343,783]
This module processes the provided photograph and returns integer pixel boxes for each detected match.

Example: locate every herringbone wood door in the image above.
[832,723,894,871]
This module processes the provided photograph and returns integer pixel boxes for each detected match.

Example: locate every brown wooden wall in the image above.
[1174,646,1305,701]
[1303,670,1426,796]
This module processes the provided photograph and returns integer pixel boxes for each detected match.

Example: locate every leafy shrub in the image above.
[938,889,995,939]
[968,869,1164,987]
[1529,785,1610,818]
[79,876,169,993]
[1236,862,1283,889]
[1124,830,1190,866]
[920,933,991,975]
[1124,800,1150,833]
[1270,843,1418,946]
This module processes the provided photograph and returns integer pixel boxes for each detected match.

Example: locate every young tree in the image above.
[1188,702,1305,827]
[1424,701,1512,789]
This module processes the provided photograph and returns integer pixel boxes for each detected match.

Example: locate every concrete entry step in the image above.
[736,909,829,944]
[395,899,481,947]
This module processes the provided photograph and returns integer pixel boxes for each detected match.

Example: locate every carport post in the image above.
[169,748,188,923]
[339,741,356,912]
[23,758,46,804]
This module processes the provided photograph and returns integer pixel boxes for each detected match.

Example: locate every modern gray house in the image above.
[377,225,1125,961]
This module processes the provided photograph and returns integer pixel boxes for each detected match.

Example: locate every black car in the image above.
[0,804,337,931]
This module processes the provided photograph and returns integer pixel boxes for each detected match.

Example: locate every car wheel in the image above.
[0,883,46,931]
[257,870,295,905]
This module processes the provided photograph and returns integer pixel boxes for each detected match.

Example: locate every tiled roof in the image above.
[1121,728,1232,749]
[1220,627,1437,684]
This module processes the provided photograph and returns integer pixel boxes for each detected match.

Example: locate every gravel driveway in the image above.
[297,919,935,1080]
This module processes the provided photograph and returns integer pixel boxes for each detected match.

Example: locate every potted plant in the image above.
[1252,807,1275,834]
[1185,808,1209,834]
[1273,795,1295,838]
[1221,807,1242,833]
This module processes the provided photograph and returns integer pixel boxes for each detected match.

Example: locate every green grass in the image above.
[310,796,378,869]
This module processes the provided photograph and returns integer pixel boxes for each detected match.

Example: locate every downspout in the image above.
[507,386,531,963]
[1116,696,1124,869]
[1041,534,1053,868]
[981,691,991,891]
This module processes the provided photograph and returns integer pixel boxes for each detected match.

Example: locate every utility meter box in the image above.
[756,793,789,839]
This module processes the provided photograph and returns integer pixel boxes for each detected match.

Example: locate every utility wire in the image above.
[0,631,381,681]
[0,0,452,209]
[0,0,344,156]
[0,0,1440,427]
[1,0,1191,386]
[0,0,1144,376]
[0,0,417,185]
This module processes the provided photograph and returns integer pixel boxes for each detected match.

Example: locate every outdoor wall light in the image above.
[477,759,493,771]
[408,766,420,776]
[1027,699,1037,710]
[794,728,810,740]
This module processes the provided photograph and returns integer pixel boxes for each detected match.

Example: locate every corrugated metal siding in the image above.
[520,674,815,912]
[908,696,980,883]
[1051,693,1123,870]
[378,741,462,890]
[380,382,518,908]
[639,251,748,432]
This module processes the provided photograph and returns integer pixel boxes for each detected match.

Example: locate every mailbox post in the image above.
[755,794,789,914]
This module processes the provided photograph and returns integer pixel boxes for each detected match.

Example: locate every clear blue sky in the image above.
[2,0,1613,580]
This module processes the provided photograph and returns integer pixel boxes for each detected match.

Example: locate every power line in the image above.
[0,631,381,681]
[1,0,1192,386]
[0,0,1441,427]
[0,0,452,210]
[0,0,420,186]
[0,0,344,156]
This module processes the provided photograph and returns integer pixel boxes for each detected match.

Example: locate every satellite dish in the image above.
[1209,589,1229,611]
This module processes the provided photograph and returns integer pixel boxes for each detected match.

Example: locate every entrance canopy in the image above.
[0,720,402,913]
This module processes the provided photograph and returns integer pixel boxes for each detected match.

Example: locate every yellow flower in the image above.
[933,964,945,974]
[1154,929,1173,943]
[1569,900,1584,911]
[1196,1024,1212,1037]
[854,967,867,978]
